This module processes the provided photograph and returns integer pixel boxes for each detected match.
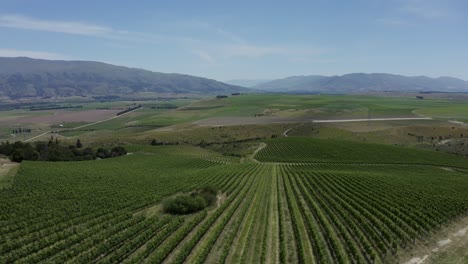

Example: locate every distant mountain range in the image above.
[253,73,468,93]
[0,57,247,99]
[225,79,272,88]
[2,57,467,99]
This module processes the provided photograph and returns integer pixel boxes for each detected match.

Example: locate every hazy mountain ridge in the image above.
[0,57,248,98]
[225,79,272,88]
[254,73,468,93]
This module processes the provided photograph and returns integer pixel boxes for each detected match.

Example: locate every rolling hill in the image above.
[0,57,248,98]
[253,73,468,93]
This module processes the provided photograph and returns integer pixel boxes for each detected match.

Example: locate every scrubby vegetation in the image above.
[162,185,218,215]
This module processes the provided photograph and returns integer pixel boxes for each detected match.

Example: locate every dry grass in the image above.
[0,158,19,189]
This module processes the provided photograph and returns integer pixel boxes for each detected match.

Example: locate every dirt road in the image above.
[71,107,142,130]
[24,131,50,142]
[312,117,432,123]
[194,116,432,127]
[23,107,142,142]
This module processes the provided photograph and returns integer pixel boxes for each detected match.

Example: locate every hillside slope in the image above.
[0,57,248,98]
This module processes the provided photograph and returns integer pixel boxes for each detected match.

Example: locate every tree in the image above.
[151,139,157,146]
[111,146,127,156]
[11,149,24,162]
[76,139,82,148]
[96,148,110,159]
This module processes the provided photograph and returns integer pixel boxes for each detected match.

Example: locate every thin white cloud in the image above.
[0,48,69,60]
[0,14,179,44]
[170,19,248,44]
[397,0,458,20]
[400,5,448,19]
[0,15,326,65]
[192,50,216,63]
[377,0,458,27]
[0,14,117,36]
[173,20,324,62]
[189,43,323,65]
[216,29,246,44]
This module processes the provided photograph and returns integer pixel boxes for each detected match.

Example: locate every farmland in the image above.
[3,93,468,147]
[1,138,467,263]
[1,94,468,263]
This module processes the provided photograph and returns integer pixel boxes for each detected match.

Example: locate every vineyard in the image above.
[1,138,468,263]
[255,137,468,167]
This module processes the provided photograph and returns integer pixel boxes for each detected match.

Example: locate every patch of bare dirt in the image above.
[216,193,226,208]
[440,167,454,172]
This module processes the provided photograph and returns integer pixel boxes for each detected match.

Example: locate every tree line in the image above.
[12,128,32,134]
[116,104,142,116]
[0,139,127,162]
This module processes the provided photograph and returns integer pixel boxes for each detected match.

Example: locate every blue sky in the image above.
[0,0,467,80]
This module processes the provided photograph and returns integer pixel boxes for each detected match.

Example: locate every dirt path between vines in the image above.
[246,142,267,163]
[0,159,19,189]
[283,123,304,137]
[265,164,280,264]
[402,214,468,264]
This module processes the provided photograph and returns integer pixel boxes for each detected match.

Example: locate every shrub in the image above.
[163,195,207,215]
[163,186,219,215]
[111,146,127,157]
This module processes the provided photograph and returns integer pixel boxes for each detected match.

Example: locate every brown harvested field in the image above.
[2,109,120,125]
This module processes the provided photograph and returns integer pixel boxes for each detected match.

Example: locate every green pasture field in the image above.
[1,138,467,263]
[415,104,468,121]
[119,93,468,140]
[2,94,468,145]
